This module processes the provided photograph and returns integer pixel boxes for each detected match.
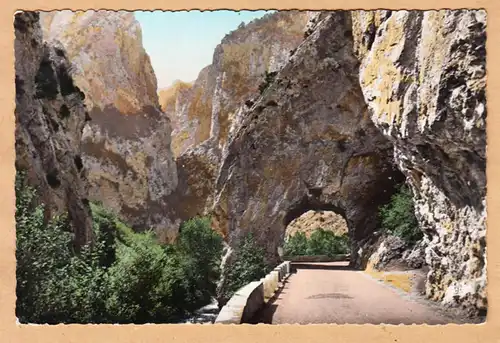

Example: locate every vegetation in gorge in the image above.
[219,233,270,302]
[378,184,422,244]
[283,228,350,257]
[15,172,223,324]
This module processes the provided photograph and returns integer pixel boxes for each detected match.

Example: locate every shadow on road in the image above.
[249,262,357,324]
[247,280,290,324]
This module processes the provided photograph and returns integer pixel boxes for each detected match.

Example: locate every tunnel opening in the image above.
[282,209,350,263]
[280,196,351,264]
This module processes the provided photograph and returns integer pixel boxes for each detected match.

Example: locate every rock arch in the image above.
[211,12,404,268]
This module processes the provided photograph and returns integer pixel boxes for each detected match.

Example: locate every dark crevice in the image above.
[59,104,70,119]
[57,65,78,97]
[35,56,58,100]
[49,118,60,132]
[54,47,66,58]
[74,155,84,171]
[46,170,61,188]
[255,105,265,114]
[15,75,24,99]
[336,139,347,152]
[84,112,92,122]
[76,86,86,101]
[363,22,376,51]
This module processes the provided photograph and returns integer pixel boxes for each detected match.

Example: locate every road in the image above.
[250,262,455,325]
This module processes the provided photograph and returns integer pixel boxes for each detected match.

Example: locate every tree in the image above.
[283,231,308,256]
[222,233,269,301]
[16,169,226,324]
[283,229,350,258]
[175,217,224,304]
[378,184,422,244]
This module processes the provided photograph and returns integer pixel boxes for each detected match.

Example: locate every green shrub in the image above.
[283,228,350,257]
[307,229,349,257]
[378,184,422,244]
[15,173,74,323]
[176,217,224,301]
[15,171,224,324]
[105,231,177,323]
[283,231,308,256]
[222,233,269,300]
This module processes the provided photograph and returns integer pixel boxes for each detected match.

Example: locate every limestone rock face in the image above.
[41,11,178,240]
[157,11,313,237]
[365,235,425,271]
[161,67,213,156]
[211,12,403,272]
[41,11,159,113]
[162,140,221,232]
[164,11,311,157]
[285,210,348,238]
[158,80,194,135]
[352,10,487,315]
[14,12,93,248]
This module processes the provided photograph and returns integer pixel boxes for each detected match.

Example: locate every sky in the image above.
[134,10,272,90]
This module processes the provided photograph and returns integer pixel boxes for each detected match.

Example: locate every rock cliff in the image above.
[157,11,313,234]
[352,9,487,315]
[210,10,487,317]
[41,11,179,241]
[164,11,311,157]
[14,11,93,248]
[211,12,403,277]
[158,80,194,136]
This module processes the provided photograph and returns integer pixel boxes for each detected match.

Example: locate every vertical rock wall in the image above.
[163,11,311,157]
[352,9,487,315]
[41,11,179,241]
[211,12,402,272]
[15,11,93,247]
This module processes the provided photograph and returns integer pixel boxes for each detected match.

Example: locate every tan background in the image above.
[1,1,498,342]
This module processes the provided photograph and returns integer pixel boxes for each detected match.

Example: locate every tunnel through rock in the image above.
[211,12,406,275]
[285,210,348,240]
[282,209,350,259]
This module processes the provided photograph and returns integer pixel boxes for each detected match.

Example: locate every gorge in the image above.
[14,9,487,322]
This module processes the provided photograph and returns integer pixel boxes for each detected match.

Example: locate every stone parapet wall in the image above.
[215,261,291,324]
[284,254,350,263]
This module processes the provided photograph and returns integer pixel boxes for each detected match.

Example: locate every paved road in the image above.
[251,262,454,325]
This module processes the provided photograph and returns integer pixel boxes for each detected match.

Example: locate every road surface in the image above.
[251,262,455,325]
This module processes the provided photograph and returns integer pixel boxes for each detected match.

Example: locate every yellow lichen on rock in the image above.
[364,258,413,293]
[354,9,486,314]
[346,154,379,173]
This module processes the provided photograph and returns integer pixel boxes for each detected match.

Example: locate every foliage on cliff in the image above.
[378,184,422,245]
[16,172,223,324]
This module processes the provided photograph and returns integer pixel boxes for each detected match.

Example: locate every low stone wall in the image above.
[284,254,350,262]
[215,261,291,324]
